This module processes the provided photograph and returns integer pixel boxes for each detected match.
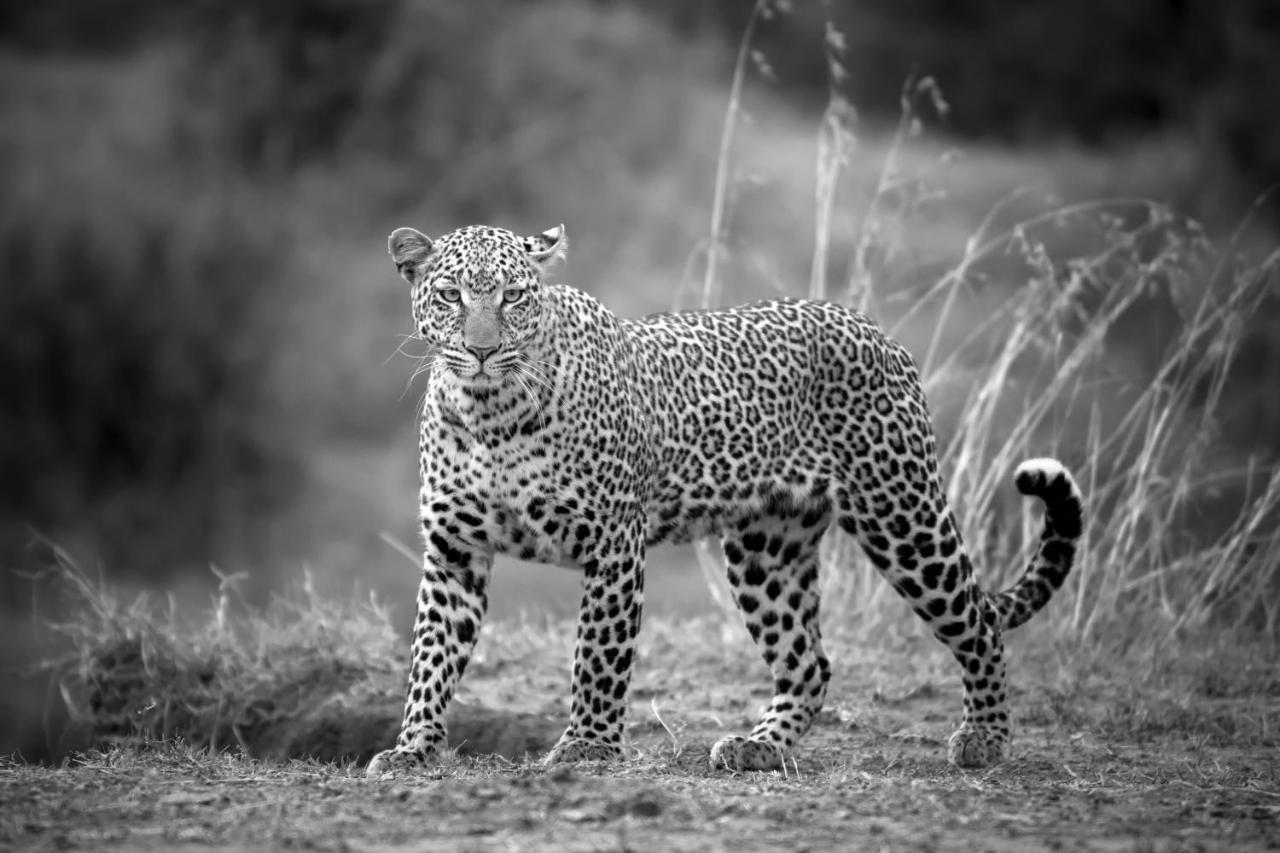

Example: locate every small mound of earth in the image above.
[254,694,559,763]
[72,637,560,764]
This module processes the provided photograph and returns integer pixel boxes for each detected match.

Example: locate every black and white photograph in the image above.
[2,1,1278,850]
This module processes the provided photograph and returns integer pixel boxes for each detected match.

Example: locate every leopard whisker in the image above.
[516,365,548,414]
[510,366,548,431]
[386,332,430,365]
[521,356,557,377]
[400,353,439,401]
[516,356,554,390]
[518,364,552,391]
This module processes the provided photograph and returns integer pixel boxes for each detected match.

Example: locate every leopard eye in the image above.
[437,287,461,304]
[502,288,526,305]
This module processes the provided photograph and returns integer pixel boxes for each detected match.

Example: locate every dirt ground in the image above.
[4,620,1279,852]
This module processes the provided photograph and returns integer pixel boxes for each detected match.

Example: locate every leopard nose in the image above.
[466,344,499,363]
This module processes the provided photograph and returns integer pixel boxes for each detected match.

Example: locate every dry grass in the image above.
[14,560,1280,850]
[40,552,557,766]
[36,540,1280,761]
[41,550,403,762]
[692,9,1280,655]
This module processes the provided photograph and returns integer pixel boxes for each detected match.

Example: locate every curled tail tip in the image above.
[996,457,1085,631]
[1014,457,1076,499]
[1014,456,1084,541]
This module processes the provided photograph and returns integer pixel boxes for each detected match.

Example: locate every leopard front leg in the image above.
[366,516,492,776]
[544,516,645,765]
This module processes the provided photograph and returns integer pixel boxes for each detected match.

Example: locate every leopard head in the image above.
[388,223,566,384]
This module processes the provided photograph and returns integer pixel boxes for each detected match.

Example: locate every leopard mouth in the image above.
[452,366,505,385]
[436,349,504,382]
[441,350,546,397]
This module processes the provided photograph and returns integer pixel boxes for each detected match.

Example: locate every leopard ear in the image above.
[388,227,432,284]
[523,224,567,271]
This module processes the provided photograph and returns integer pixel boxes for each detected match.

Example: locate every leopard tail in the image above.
[989,458,1084,631]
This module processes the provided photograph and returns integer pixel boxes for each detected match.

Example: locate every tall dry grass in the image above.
[41,545,402,759]
[695,5,1280,651]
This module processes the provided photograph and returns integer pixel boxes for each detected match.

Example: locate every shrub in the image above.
[0,52,296,579]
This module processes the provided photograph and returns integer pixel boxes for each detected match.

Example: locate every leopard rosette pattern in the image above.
[365,223,1084,777]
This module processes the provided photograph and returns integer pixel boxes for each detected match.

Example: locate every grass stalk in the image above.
[700,0,768,311]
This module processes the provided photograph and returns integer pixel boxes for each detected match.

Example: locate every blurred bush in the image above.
[0,0,719,584]
[0,0,483,583]
[0,70,291,579]
[658,0,1280,218]
[1,0,1276,587]
[7,0,1280,204]
[1,0,403,170]
[2,0,1277,581]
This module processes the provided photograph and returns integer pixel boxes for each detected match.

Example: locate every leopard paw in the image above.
[365,748,434,777]
[710,735,785,771]
[542,737,624,765]
[946,727,1005,768]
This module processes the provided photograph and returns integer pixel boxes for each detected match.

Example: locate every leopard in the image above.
[365,222,1084,776]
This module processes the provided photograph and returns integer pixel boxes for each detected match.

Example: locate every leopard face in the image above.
[388,224,565,385]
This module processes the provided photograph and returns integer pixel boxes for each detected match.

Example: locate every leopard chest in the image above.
[427,421,593,565]
[430,417,555,501]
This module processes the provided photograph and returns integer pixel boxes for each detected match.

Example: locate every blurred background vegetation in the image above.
[2,0,1278,761]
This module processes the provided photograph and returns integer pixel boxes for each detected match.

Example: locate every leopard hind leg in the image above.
[710,498,832,771]
[835,485,1009,768]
